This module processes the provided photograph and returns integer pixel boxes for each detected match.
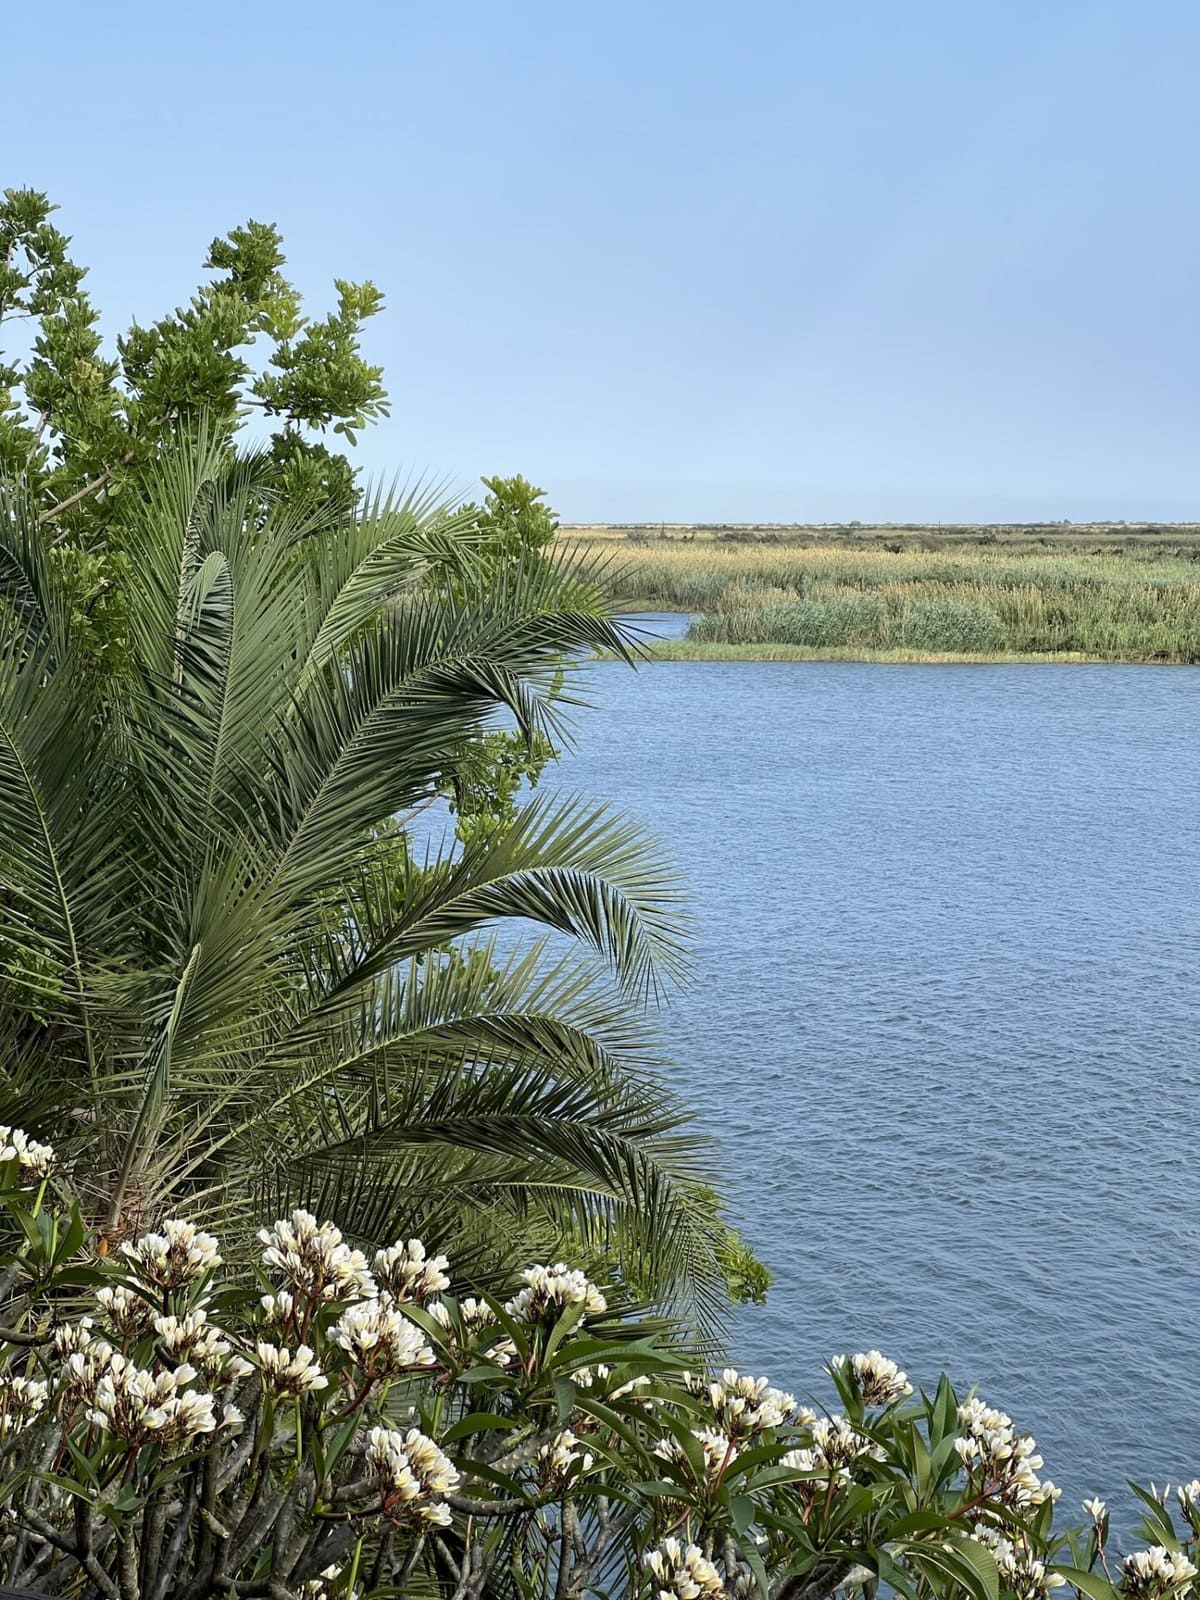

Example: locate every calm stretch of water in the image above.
[554,619,1199,1515]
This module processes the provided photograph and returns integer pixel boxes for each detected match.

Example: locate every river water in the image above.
[549,615,1200,1515]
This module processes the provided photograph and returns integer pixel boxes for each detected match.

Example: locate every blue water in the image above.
[548,625,1200,1516]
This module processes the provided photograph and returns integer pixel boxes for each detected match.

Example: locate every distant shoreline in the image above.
[632,640,1190,665]
[563,520,1200,553]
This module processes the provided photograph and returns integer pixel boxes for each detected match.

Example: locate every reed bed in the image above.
[580,541,1200,661]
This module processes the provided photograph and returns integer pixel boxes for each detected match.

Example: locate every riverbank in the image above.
[569,533,1200,662]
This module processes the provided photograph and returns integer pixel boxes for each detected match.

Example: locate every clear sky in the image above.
[6,1,1200,522]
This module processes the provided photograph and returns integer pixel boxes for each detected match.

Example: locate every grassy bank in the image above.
[643,640,1105,664]
[570,536,1200,662]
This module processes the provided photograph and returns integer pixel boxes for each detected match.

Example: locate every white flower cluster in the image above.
[504,1263,606,1323]
[0,1125,55,1180]
[86,1353,223,1444]
[1177,1481,1200,1513]
[0,1375,49,1436]
[654,1426,736,1484]
[428,1297,515,1368]
[972,1523,1065,1600]
[121,1220,222,1290]
[95,1284,156,1338]
[332,1298,435,1377]
[365,1425,461,1527]
[687,1368,796,1440]
[1083,1497,1107,1523]
[830,1350,913,1406]
[154,1310,252,1382]
[575,1364,652,1403]
[372,1239,450,1305]
[58,1324,120,1400]
[783,1413,884,1485]
[1122,1547,1198,1599]
[539,1428,594,1486]
[255,1342,329,1396]
[259,1291,296,1324]
[955,1398,1060,1510]
[258,1210,376,1302]
[429,1296,495,1336]
[51,1317,96,1361]
[644,1537,724,1600]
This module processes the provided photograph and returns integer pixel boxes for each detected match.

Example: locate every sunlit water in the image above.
[546,616,1199,1517]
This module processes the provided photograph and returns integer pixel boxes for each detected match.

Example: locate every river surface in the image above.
[550,616,1199,1517]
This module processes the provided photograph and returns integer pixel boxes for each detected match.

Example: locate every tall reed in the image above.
[586,541,1200,660]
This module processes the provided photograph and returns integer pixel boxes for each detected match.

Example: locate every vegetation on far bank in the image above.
[565,534,1200,663]
[640,640,1108,664]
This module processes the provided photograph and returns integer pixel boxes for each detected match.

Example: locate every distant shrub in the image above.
[765,594,887,646]
[900,599,1006,653]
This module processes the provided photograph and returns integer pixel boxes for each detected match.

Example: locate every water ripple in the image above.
[555,649,1200,1513]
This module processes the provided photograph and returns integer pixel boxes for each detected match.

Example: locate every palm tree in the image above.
[0,434,725,1320]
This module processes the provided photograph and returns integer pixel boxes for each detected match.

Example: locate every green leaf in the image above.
[730,1493,756,1536]
[1053,1567,1120,1600]
[442,1412,520,1444]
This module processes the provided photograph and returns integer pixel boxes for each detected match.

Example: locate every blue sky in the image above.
[6,1,1200,521]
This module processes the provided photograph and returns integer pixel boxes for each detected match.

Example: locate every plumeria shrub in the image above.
[0,1132,1194,1600]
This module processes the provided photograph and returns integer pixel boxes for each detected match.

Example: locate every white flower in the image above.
[1122,1547,1197,1598]
[955,1397,1059,1510]
[365,1425,460,1526]
[782,1444,850,1488]
[644,1537,724,1600]
[428,1297,514,1365]
[973,1523,1066,1599]
[504,1263,606,1323]
[332,1298,436,1376]
[59,1331,118,1398]
[300,1566,349,1600]
[259,1291,296,1324]
[609,1373,654,1402]
[0,1375,49,1436]
[1176,1481,1200,1512]
[255,1342,329,1395]
[372,1239,450,1305]
[85,1352,217,1444]
[154,1309,248,1381]
[686,1368,795,1439]
[572,1364,609,1389]
[0,1125,55,1180]
[96,1284,156,1337]
[539,1428,594,1486]
[781,1413,882,1496]
[258,1211,376,1303]
[829,1350,913,1406]
[654,1427,735,1483]
[51,1317,95,1360]
[429,1296,493,1335]
[1083,1497,1108,1522]
[121,1219,222,1289]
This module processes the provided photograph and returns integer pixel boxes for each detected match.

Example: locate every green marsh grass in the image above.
[579,541,1200,662]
